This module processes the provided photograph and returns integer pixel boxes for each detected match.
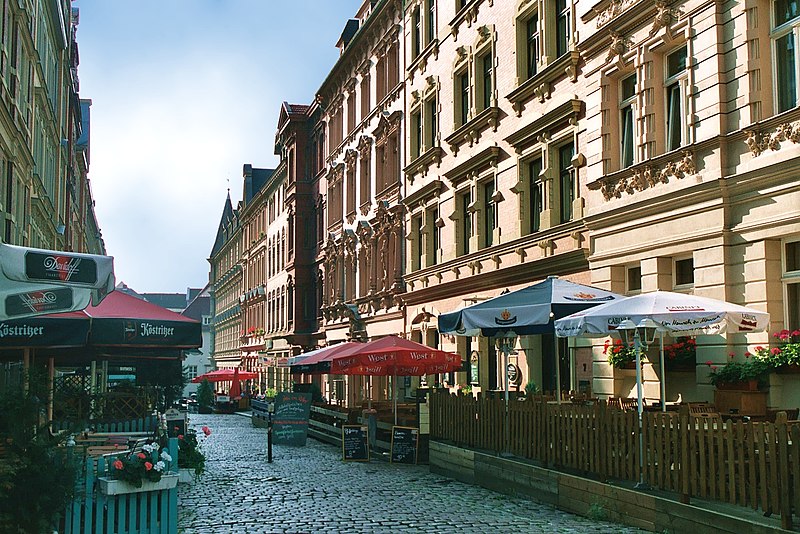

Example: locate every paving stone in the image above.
[178,414,646,533]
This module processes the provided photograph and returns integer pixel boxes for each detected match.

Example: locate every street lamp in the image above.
[495,333,518,456]
[616,318,659,490]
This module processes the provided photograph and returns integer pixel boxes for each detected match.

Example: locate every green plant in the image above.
[751,329,800,367]
[264,387,277,399]
[196,379,214,412]
[458,383,472,394]
[0,368,80,533]
[604,338,638,368]
[177,426,211,477]
[587,500,608,521]
[706,355,772,387]
[524,380,539,395]
[110,441,172,487]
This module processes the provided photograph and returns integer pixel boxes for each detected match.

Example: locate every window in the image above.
[359,147,371,207]
[665,46,688,151]
[412,215,423,270]
[425,97,438,148]
[526,13,540,79]
[428,206,440,266]
[360,73,371,120]
[773,0,800,112]
[558,143,575,224]
[528,158,543,233]
[483,181,496,247]
[478,51,493,112]
[412,6,422,59]
[674,257,694,286]
[186,366,198,379]
[427,0,436,44]
[456,70,470,126]
[459,189,472,256]
[347,91,356,134]
[786,240,800,329]
[411,109,422,159]
[556,0,571,57]
[627,265,642,292]
[620,74,637,168]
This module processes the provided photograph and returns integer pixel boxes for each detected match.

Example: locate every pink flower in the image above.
[711,366,718,372]
[113,460,123,470]
[792,330,800,337]
[772,347,782,355]
[137,453,146,460]
[144,462,153,471]
[705,360,713,366]
[178,435,184,440]
[744,352,751,358]
[728,352,735,358]
[755,346,764,352]
[202,426,212,436]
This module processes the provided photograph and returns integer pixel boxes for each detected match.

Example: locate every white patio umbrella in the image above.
[554,290,770,489]
[0,243,115,320]
[554,290,770,407]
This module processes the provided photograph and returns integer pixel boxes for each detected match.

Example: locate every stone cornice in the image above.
[504,99,583,152]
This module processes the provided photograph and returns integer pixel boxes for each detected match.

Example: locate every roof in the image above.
[210,191,237,257]
[139,293,188,311]
[182,284,211,321]
[243,164,275,205]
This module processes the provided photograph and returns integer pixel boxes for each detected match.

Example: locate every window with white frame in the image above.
[556,0,571,57]
[412,214,424,271]
[482,180,496,248]
[455,69,470,127]
[427,205,440,266]
[620,73,637,168]
[528,157,543,233]
[773,0,800,113]
[425,96,438,148]
[558,142,575,224]
[665,46,688,152]
[411,108,423,159]
[525,12,540,79]
[785,240,800,329]
[458,188,473,256]
[411,0,436,61]
[477,50,494,112]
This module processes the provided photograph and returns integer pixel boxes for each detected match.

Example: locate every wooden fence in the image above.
[60,437,179,533]
[430,393,800,529]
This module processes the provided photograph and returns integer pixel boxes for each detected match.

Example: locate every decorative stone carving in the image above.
[650,0,682,37]
[594,0,638,28]
[745,121,800,156]
[596,150,695,200]
[605,32,631,66]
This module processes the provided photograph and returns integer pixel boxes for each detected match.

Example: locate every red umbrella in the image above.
[192,368,258,383]
[330,335,461,376]
[289,341,363,374]
[228,368,242,399]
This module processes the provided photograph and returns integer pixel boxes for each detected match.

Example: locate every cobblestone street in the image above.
[178,414,646,533]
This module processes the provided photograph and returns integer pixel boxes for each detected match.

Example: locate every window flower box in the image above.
[98,474,178,495]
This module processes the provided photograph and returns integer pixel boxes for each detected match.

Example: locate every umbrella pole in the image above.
[659,332,666,413]
[393,373,397,426]
[47,357,54,424]
[554,337,562,405]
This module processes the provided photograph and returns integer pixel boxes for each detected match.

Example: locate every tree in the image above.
[196,379,214,414]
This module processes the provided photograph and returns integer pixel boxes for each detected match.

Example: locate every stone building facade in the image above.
[0,2,104,254]
[210,0,800,408]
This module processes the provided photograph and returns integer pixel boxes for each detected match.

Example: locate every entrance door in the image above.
[540,334,569,394]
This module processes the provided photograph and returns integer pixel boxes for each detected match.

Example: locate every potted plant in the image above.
[100,442,176,495]
[177,426,211,483]
[663,337,697,371]
[751,329,800,373]
[604,338,639,369]
[706,355,771,390]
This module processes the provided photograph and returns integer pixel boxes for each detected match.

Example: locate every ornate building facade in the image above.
[0,2,104,254]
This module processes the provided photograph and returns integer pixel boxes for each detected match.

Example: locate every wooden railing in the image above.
[430,393,800,529]
[60,437,179,533]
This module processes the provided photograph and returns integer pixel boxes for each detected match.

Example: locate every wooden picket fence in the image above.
[60,437,179,534]
[430,393,800,529]
[53,414,159,433]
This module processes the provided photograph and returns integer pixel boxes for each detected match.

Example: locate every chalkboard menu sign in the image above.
[342,425,369,462]
[390,426,419,464]
[272,391,313,446]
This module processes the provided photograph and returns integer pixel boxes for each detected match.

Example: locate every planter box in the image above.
[714,389,767,417]
[777,363,800,374]
[715,379,760,391]
[98,474,178,495]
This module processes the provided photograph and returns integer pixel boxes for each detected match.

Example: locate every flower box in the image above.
[777,363,800,374]
[715,379,760,391]
[98,474,178,495]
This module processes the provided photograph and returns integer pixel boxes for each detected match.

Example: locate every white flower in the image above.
[153,461,165,472]
[160,451,172,462]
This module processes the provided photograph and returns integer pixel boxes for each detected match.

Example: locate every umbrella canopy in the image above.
[0,243,115,320]
[0,290,201,352]
[289,342,363,374]
[192,368,258,383]
[330,335,461,376]
[554,290,771,338]
[438,276,625,337]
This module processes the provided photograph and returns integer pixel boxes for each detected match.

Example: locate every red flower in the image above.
[792,330,800,337]
[144,462,153,471]
[772,347,782,355]
[728,352,735,358]
[705,360,713,366]
[178,434,184,440]
[137,453,146,460]
[202,426,212,436]
[113,460,123,470]
[711,366,718,371]
[744,351,751,358]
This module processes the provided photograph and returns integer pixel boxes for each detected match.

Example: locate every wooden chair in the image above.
[619,398,638,411]
[688,403,721,420]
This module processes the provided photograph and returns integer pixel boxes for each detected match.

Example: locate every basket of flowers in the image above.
[604,338,639,369]
[99,441,176,495]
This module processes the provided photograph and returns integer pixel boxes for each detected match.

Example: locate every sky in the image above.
[75,0,363,294]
